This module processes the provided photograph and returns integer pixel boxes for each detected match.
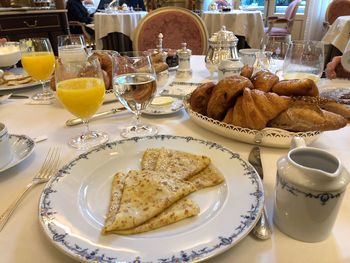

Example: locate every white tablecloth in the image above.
[201,10,265,49]
[323,15,350,53]
[0,56,350,263]
[94,11,148,49]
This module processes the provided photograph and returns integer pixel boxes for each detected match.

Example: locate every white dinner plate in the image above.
[0,134,35,173]
[39,135,264,262]
[142,97,183,116]
[183,95,322,148]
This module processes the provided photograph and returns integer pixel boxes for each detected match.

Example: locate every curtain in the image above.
[303,0,331,40]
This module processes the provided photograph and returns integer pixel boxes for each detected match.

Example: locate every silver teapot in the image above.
[205,26,239,78]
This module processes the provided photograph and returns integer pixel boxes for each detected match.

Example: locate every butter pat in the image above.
[151,96,174,106]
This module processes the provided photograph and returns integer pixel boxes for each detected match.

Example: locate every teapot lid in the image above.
[209,26,238,44]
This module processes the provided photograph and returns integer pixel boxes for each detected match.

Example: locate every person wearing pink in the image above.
[0,38,7,44]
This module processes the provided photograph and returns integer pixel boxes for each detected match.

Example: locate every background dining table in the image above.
[0,56,350,262]
[201,10,265,49]
[94,11,148,51]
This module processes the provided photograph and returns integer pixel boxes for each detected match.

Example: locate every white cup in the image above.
[0,123,13,169]
[238,48,260,67]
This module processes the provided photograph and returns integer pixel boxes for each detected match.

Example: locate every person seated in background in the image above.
[0,38,7,44]
[66,0,95,35]
[325,56,350,79]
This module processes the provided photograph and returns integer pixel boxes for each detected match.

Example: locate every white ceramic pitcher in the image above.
[273,137,350,242]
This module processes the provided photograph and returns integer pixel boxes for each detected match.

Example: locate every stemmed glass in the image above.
[260,34,291,74]
[283,40,324,83]
[55,57,109,150]
[112,51,158,138]
[19,38,55,101]
[57,34,88,63]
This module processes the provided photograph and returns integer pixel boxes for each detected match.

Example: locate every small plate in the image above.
[142,97,183,115]
[0,134,35,173]
[0,68,43,91]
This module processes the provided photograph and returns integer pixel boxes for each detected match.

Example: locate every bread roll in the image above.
[190,82,216,115]
[251,70,279,92]
[223,88,292,130]
[272,79,319,97]
[268,101,347,131]
[207,76,253,120]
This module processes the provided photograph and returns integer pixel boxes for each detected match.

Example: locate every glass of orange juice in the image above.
[55,57,109,150]
[19,38,55,101]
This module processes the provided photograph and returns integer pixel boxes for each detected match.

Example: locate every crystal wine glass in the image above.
[19,38,55,101]
[55,57,109,150]
[283,40,324,83]
[112,51,158,138]
[57,34,88,63]
[260,34,291,73]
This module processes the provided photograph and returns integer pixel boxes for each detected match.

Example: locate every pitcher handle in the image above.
[291,136,306,150]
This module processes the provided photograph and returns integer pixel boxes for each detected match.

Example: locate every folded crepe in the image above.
[102,170,197,234]
[115,198,199,235]
[141,148,224,189]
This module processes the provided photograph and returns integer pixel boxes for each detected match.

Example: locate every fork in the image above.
[0,147,61,232]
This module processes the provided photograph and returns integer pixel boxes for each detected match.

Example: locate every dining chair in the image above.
[132,6,209,55]
[68,21,96,49]
[264,0,301,37]
[324,0,350,29]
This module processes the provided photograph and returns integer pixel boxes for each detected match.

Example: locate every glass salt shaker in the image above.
[176,42,192,79]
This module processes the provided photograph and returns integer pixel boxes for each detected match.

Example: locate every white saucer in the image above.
[142,97,183,116]
[0,134,35,173]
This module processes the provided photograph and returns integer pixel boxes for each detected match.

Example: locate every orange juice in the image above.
[283,72,320,83]
[56,77,105,119]
[21,52,55,80]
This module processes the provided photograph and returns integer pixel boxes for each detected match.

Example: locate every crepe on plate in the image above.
[142,148,224,189]
[102,169,197,234]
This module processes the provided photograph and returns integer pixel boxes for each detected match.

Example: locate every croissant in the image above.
[250,70,279,92]
[90,51,113,90]
[207,76,253,120]
[240,65,253,79]
[268,100,347,131]
[272,79,319,97]
[190,82,216,115]
[223,88,292,130]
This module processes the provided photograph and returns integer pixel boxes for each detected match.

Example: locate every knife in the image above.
[248,146,272,240]
[65,106,126,126]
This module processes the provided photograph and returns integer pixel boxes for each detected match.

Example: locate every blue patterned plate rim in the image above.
[38,135,264,262]
[0,134,35,173]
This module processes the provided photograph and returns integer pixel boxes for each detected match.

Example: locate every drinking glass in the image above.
[55,57,109,150]
[19,38,55,100]
[260,34,291,73]
[57,34,88,63]
[283,40,324,83]
[112,51,158,138]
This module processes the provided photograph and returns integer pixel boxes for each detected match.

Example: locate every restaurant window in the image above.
[240,0,306,15]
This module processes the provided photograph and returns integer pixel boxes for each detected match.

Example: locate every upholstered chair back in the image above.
[326,0,350,25]
[133,7,209,55]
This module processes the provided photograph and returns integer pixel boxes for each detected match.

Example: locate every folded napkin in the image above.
[160,81,206,97]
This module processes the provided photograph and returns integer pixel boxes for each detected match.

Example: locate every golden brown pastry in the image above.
[223,88,292,130]
[268,100,347,131]
[272,79,319,97]
[294,96,350,121]
[90,51,113,90]
[251,70,279,92]
[190,82,216,115]
[207,76,253,120]
[153,62,169,74]
[240,65,254,79]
